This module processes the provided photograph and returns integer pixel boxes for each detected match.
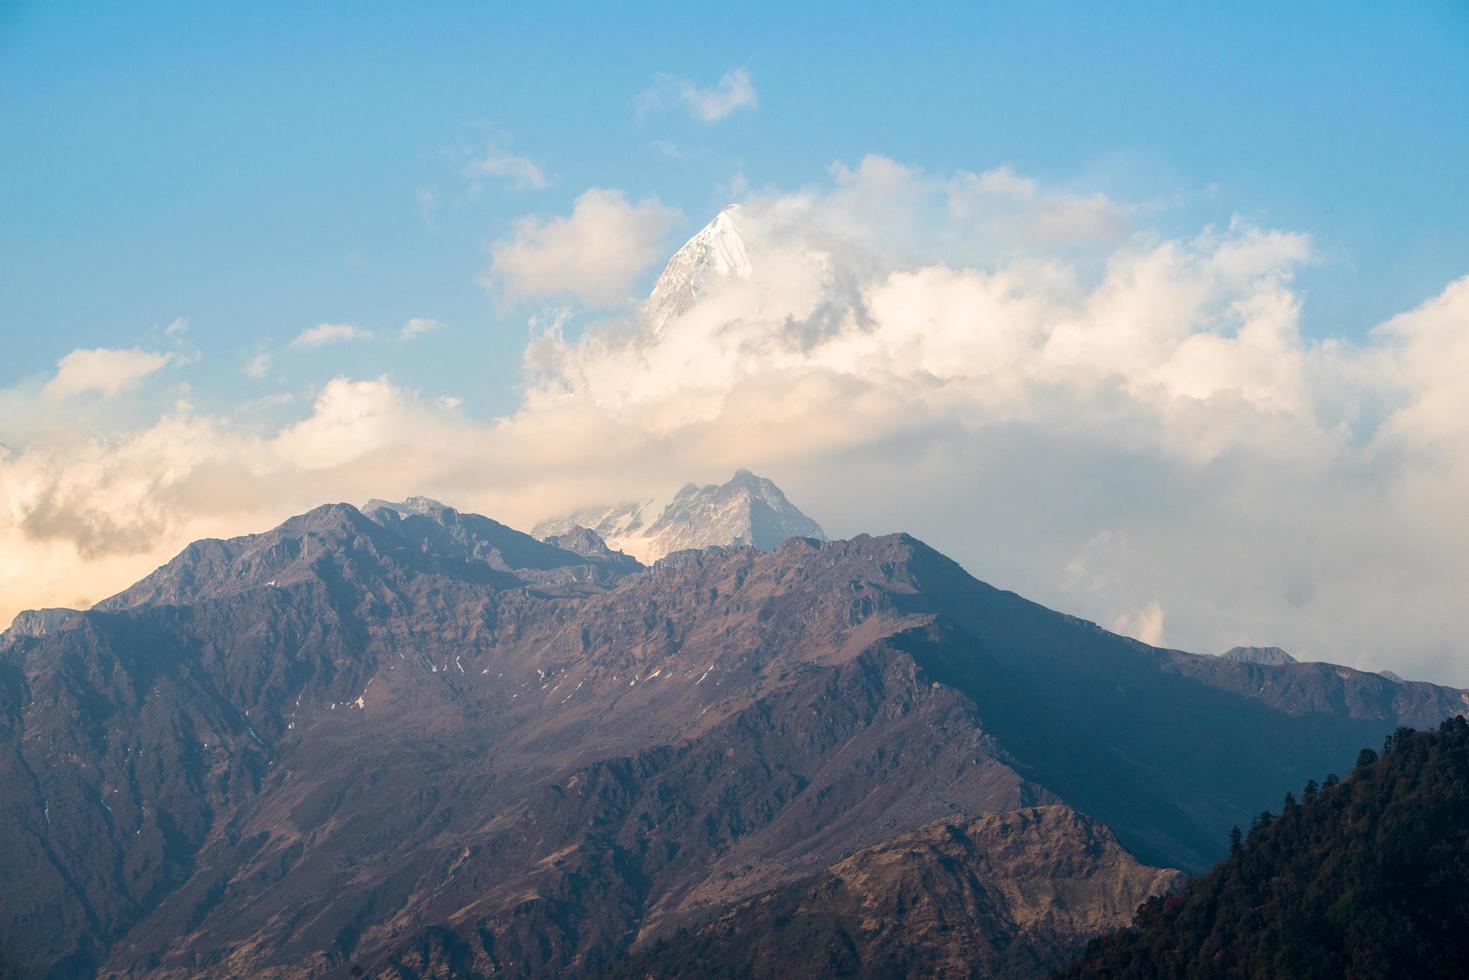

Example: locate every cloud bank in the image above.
[3,158,1469,687]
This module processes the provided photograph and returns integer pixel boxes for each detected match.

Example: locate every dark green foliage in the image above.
[1227,825,1242,856]
[1059,717,1469,979]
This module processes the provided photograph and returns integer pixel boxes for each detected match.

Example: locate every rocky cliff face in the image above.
[1,500,1464,978]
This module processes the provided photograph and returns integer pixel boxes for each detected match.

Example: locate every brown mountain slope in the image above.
[598,805,1183,980]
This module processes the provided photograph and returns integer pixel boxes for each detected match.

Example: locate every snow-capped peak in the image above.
[532,469,826,564]
[644,205,752,334]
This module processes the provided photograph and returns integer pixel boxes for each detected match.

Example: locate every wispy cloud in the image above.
[243,352,272,380]
[42,348,172,399]
[464,147,550,191]
[415,186,438,225]
[641,68,758,124]
[289,323,373,349]
[401,317,446,340]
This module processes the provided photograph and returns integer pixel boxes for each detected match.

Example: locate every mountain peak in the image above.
[644,205,751,334]
[95,497,639,612]
[1221,645,1298,666]
[533,470,826,563]
[5,607,80,639]
[363,495,450,518]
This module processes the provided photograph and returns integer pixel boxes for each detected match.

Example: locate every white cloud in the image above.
[289,323,373,349]
[164,317,189,336]
[486,188,680,307]
[5,158,1469,689]
[43,348,172,399]
[464,148,550,191]
[1372,275,1469,448]
[400,317,446,340]
[642,68,758,123]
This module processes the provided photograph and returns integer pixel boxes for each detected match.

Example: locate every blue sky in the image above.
[3,1,1466,417]
[4,2,1469,681]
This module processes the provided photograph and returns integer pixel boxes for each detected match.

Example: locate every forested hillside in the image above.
[1061,717,1469,979]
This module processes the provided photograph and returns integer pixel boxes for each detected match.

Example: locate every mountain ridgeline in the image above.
[1061,718,1469,979]
[1,478,1465,978]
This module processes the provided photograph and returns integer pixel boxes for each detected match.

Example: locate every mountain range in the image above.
[2,476,1465,978]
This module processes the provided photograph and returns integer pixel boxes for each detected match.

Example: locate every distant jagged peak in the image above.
[362,495,452,519]
[532,469,826,564]
[644,205,752,335]
[1221,645,1298,666]
[542,525,642,571]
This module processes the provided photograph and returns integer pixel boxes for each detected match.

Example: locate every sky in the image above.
[2,3,1469,682]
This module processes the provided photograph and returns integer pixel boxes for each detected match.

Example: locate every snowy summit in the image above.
[533,469,826,564]
[644,205,751,335]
